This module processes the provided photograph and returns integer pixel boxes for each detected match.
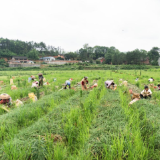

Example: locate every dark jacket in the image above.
[39,75,44,80]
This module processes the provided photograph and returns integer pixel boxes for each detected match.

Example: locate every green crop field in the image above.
[0,69,160,159]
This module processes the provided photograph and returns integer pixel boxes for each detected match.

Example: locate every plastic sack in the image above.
[10,79,14,85]
[28,93,37,102]
[123,81,128,86]
[129,98,139,105]
[91,83,98,88]
[31,81,39,88]
[44,82,49,85]
[11,85,17,90]
[15,99,23,107]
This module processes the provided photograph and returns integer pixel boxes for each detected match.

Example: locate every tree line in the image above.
[0,38,159,65]
[0,38,64,60]
[64,44,160,65]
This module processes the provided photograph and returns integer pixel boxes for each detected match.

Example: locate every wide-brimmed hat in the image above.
[0,93,10,99]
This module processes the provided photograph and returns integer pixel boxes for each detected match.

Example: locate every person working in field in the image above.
[31,75,35,80]
[135,77,139,82]
[81,77,89,90]
[88,80,98,89]
[140,86,152,99]
[31,81,39,88]
[148,77,154,82]
[64,80,71,89]
[105,80,115,89]
[38,73,44,87]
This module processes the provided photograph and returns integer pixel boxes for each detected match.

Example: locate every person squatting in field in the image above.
[64,80,71,89]
[140,85,152,99]
[81,77,89,90]
[105,80,115,89]
[38,73,44,86]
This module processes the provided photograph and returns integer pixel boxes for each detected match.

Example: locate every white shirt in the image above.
[141,89,152,95]
[148,78,153,82]
[65,80,71,85]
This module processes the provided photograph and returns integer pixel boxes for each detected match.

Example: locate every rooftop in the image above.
[40,57,55,59]
[12,56,28,59]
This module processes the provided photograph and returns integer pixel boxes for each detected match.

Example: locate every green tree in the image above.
[79,48,88,61]
[0,59,9,67]
[64,52,77,60]
[148,47,160,65]
[27,49,39,60]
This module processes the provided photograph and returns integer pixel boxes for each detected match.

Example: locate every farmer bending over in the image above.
[64,80,71,89]
[105,80,115,89]
[31,75,35,80]
[81,77,88,90]
[140,86,152,99]
[148,77,154,82]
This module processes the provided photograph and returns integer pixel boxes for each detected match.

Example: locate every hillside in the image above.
[0,38,60,60]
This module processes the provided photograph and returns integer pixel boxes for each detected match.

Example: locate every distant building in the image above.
[141,57,150,65]
[11,56,28,63]
[40,57,55,62]
[53,54,65,59]
[158,58,160,66]
[97,57,105,63]
[28,61,34,64]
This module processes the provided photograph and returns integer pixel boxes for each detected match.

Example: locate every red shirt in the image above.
[81,80,88,85]
[0,99,9,104]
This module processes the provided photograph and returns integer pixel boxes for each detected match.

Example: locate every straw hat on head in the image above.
[38,73,43,76]
[0,93,10,99]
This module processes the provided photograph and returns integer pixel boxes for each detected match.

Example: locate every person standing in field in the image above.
[140,86,152,99]
[81,77,89,90]
[38,73,44,87]
[64,80,71,89]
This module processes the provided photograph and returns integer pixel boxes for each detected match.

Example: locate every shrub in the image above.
[78,66,84,70]
[96,60,100,64]
[89,60,93,63]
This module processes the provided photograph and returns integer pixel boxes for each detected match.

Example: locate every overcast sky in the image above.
[0,0,160,52]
